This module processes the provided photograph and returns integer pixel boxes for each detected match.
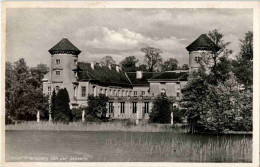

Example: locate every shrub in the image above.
[54,88,71,124]
[149,93,172,124]
[71,108,83,122]
[86,94,109,119]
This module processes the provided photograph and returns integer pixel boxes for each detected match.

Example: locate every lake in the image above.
[5,130,252,162]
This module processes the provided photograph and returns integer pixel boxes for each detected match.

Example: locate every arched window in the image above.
[55,86,60,92]
[161,89,166,95]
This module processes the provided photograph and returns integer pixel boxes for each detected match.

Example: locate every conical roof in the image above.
[186,34,221,52]
[49,38,81,55]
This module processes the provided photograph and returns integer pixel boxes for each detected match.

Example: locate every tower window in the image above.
[195,57,201,62]
[56,59,60,64]
[56,71,61,75]
[134,91,137,97]
[177,92,180,97]
[82,86,86,97]
[141,91,145,96]
[74,59,77,65]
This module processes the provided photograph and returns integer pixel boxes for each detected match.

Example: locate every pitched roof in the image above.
[49,38,81,55]
[148,71,188,81]
[126,72,161,86]
[77,62,131,87]
[186,34,221,52]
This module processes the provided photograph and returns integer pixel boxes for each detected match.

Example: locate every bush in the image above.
[173,108,185,123]
[86,94,109,119]
[54,88,71,124]
[149,93,172,124]
[71,108,83,122]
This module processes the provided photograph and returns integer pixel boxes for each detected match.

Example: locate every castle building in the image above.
[42,34,220,120]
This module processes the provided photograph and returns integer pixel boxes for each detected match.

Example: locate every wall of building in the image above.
[189,50,214,73]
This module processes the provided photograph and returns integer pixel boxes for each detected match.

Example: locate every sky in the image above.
[6,8,253,67]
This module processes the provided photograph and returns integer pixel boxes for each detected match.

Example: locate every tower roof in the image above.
[186,34,221,52]
[49,38,81,55]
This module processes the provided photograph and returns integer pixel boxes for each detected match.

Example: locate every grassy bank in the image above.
[5,121,188,133]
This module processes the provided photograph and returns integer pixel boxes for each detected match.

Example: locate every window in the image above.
[118,90,120,96]
[195,57,201,62]
[100,89,103,94]
[55,86,60,92]
[122,90,124,97]
[105,89,107,96]
[132,102,137,113]
[48,86,51,96]
[134,91,137,97]
[177,92,180,97]
[109,102,113,113]
[161,89,166,94]
[82,86,86,97]
[56,71,61,75]
[141,91,145,96]
[120,102,125,113]
[56,59,60,64]
[74,59,77,65]
[144,102,149,113]
[110,89,112,96]
[126,91,128,97]
[114,90,117,96]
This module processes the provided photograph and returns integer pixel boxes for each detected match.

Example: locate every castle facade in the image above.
[42,34,220,120]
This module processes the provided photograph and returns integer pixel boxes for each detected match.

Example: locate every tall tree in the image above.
[120,56,139,72]
[232,31,253,89]
[149,93,172,124]
[161,58,178,71]
[140,46,163,72]
[100,56,116,66]
[54,88,71,123]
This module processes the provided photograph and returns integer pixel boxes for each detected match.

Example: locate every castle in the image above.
[42,34,220,120]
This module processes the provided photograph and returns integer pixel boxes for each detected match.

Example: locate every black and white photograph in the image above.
[1,1,259,166]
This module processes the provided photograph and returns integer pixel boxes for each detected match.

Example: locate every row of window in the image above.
[55,59,77,65]
[108,102,149,114]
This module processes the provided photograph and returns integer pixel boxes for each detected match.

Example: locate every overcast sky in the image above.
[6,8,252,67]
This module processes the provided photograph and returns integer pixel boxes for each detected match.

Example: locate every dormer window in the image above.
[56,59,60,64]
[74,59,77,65]
[56,71,61,75]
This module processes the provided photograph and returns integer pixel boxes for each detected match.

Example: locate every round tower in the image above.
[48,38,81,103]
[186,34,220,73]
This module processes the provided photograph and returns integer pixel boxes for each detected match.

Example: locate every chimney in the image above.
[91,62,95,70]
[116,65,120,72]
[108,64,111,70]
[136,71,143,79]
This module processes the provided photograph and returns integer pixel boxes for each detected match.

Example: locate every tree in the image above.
[120,56,139,72]
[180,64,189,70]
[149,93,172,124]
[86,94,109,119]
[141,47,163,72]
[181,30,235,134]
[137,64,148,72]
[51,90,56,122]
[100,56,116,66]
[232,31,253,89]
[54,88,71,123]
[161,58,178,71]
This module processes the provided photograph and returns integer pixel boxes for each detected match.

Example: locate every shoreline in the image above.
[4,121,252,135]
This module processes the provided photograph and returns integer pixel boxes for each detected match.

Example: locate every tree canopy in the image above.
[161,58,179,71]
[120,56,139,72]
[100,56,116,66]
[141,46,163,72]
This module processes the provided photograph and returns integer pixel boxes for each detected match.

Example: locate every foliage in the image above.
[86,94,109,119]
[120,56,139,72]
[137,64,148,72]
[5,58,49,122]
[172,108,185,123]
[71,108,84,122]
[100,56,116,66]
[140,46,163,72]
[161,58,179,71]
[54,88,71,123]
[179,64,189,70]
[232,31,253,89]
[149,93,172,124]
[181,30,252,134]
